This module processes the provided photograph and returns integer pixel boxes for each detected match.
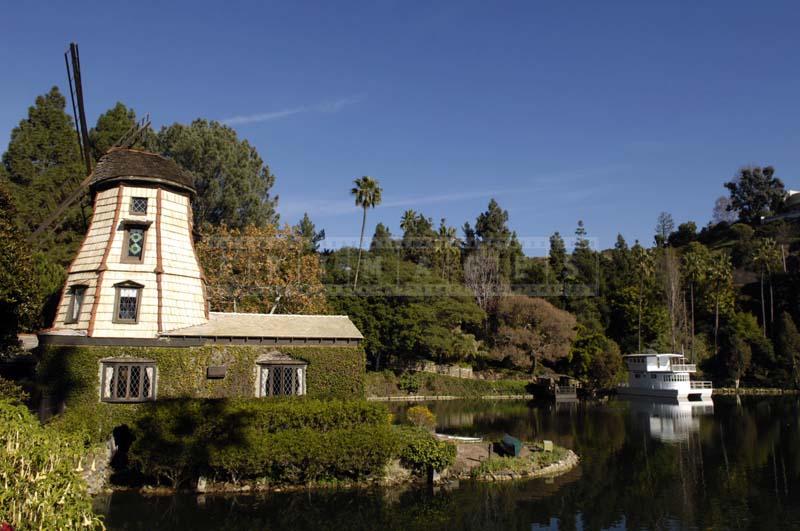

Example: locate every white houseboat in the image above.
[617,354,713,400]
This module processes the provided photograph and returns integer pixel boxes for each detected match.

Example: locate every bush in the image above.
[0,400,102,530]
[0,376,29,404]
[209,425,401,484]
[398,372,421,393]
[125,398,456,487]
[395,426,456,473]
[406,405,436,431]
[126,398,392,487]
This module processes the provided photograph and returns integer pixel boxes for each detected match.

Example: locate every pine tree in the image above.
[158,120,278,228]
[294,212,325,253]
[370,223,394,253]
[89,102,156,158]
[1,87,86,263]
[0,184,36,355]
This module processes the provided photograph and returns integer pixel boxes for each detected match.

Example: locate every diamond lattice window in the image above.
[101,361,156,403]
[258,364,306,397]
[114,284,142,323]
[131,197,148,215]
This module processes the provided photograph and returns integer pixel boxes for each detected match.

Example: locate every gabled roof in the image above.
[161,312,363,341]
[90,148,195,194]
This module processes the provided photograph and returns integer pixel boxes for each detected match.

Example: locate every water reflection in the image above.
[623,397,714,443]
[97,396,800,530]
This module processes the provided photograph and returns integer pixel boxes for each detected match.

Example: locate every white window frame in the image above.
[257,363,307,397]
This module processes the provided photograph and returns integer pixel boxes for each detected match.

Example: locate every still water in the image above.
[96,396,800,530]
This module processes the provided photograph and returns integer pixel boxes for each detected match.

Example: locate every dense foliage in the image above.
[0,400,103,530]
[120,398,453,488]
[197,223,328,314]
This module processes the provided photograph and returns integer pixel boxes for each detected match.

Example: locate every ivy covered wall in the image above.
[38,344,365,442]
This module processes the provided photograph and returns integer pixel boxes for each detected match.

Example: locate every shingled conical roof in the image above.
[89,148,195,194]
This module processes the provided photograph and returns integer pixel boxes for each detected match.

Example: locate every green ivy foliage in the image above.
[39,344,366,443]
[0,400,103,530]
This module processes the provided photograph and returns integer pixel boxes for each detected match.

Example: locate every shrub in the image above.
[209,425,401,484]
[398,372,421,394]
[395,426,456,473]
[0,400,103,530]
[0,376,29,404]
[406,405,436,431]
[126,398,392,486]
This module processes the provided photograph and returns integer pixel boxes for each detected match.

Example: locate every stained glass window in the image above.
[127,228,144,259]
[131,197,148,214]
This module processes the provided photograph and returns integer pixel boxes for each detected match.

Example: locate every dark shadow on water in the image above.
[97,396,800,531]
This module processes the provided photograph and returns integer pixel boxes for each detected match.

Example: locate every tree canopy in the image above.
[158,119,278,228]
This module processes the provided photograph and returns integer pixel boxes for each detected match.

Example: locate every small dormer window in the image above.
[113,281,144,324]
[64,284,87,324]
[130,197,148,215]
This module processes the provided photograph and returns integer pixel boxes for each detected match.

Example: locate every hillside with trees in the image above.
[1,86,799,392]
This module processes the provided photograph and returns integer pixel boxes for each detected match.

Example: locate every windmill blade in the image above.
[29,172,95,238]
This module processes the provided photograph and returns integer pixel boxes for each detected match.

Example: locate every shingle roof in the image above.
[90,148,195,193]
[161,312,364,340]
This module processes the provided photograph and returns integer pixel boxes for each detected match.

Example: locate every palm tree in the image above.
[681,243,710,361]
[708,252,733,353]
[752,238,781,336]
[350,176,382,289]
[632,243,654,352]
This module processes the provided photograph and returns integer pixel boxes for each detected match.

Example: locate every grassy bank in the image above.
[366,371,529,398]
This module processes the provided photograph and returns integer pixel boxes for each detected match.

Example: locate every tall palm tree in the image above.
[681,244,709,361]
[632,244,654,352]
[752,238,781,336]
[350,176,382,289]
[708,252,733,353]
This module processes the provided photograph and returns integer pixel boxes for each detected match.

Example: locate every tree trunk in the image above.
[638,279,643,353]
[353,207,367,289]
[760,271,767,337]
[690,282,695,362]
[714,295,720,354]
[769,275,774,328]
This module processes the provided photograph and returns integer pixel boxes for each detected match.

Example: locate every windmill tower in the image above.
[46,148,209,339]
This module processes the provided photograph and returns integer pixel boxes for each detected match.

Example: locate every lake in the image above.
[95,396,800,530]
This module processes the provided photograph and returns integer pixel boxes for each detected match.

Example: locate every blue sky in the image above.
[3,1,800,254]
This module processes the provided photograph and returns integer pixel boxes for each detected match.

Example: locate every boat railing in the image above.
[690,381,713,389]
[555,385,577,395]
[671,363,697,372]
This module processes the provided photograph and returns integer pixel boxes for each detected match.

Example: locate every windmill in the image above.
[29,42,152,240]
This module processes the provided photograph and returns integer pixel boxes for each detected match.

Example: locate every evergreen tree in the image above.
[774,312,800,388]
[724,166,785,224]
[157,119,278,228]
[294,212,325,252]
[89,102,156,158]
[370,222,394,253]
[1,87,85,262]
[654,212,674,247]
[547,232,569,308]
[0,184,35,355]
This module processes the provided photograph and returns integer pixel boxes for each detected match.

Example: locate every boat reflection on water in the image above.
[621,396,714,443]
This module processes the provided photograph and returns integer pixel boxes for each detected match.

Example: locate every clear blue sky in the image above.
[3,1,800,254]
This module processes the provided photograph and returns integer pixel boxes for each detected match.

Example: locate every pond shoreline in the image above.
[368,394,534,401]
[94,445,580,497]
